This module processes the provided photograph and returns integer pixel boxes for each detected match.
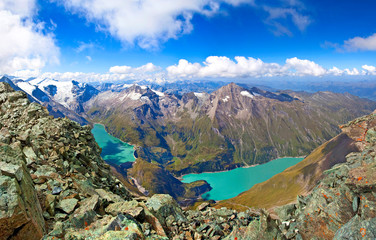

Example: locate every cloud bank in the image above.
[20,56,376,83]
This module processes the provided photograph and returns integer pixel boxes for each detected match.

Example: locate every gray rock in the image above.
[197,202,209,211]
[0,161,23,181]
[275,204,296,221]
[57,198,78,214]
[334,215,376,239]
[352,196,360,213]
[23,146,38,165]
[145,194,187,226]
[52,186,63,195]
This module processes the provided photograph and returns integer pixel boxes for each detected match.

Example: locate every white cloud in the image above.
[343,68,360,76]
[0,0,36,18]
[86,56,92,61]
[362,65,376,75]
[166,59,202,78]
[199,56,283,77]
[109,63,159,74]
[167,56,367,79]
[168,56,329,78]
[284,57,327,76]
[135,63,161,73]
[343,33,376,51]
[57,0,253,49]
[0,1,59,75]
[327,67,344,76]
[109,65,132,74]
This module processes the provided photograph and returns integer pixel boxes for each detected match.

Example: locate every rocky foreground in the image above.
[1,81,376,240]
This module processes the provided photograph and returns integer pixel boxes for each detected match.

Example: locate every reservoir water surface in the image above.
[91,124,135,165]
[181,157,303,201]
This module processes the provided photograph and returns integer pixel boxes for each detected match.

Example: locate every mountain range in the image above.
[2,76,376,201]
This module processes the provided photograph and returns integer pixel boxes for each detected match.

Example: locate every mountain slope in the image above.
[216,131,360,211]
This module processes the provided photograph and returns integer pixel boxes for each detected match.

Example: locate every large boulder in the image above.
[0,146,45,240]
[334,215,376,239]
[145,194,186,226]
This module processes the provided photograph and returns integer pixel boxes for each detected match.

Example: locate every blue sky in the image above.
[1,0,376,82]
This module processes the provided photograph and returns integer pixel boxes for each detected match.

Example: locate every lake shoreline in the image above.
[92,123,136,163]
[178,156,306,181]
[179,156,305,201]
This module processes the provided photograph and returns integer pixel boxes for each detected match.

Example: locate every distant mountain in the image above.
[246,79,376,101]
[0,77,91,125]
[84,82,376,197]
[29,78,100,113]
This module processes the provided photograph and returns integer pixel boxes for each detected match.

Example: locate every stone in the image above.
[0,161,23,181]
[55,213,68,220]
[0,174,45,240]
[96,188,125,203]
[57,198,79,214]
[23,146,38,165]
[45,194,57,216]
[105,200,145,220]
[275,204,296,221]
[334,215,376,239]
[215,208,233,217]
[102,213,145,239]
[52,186,63,195]
[352,196,360,213]
[365,128,376,143]
[145,194,187,226]
[197,202,209,211]
[49,221,65,237]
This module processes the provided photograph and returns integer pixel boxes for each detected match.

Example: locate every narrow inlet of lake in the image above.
[181,157,303,201]
[91,124,135,165]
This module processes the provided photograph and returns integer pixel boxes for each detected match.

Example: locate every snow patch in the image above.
[140,96,149,101]
[222,95,230,102]
[194,92,204,98]
[16,81,36,96]
[151,89,165,97]
[240,91,253,98]
[122,84,133,89]
[30,78,74,108]
[120,91,142,101]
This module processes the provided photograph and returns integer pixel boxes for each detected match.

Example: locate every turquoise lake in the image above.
[91,124,135,165]
[181,157,303,201]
